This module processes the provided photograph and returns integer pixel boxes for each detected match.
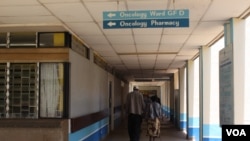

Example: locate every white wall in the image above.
[69,50,109,118]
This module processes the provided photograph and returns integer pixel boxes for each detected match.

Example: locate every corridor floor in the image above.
[102,117,190,141]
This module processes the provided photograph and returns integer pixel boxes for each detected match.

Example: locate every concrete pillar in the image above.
[187,60,199,140]
[163,81,171,117]
[201,46,221,141]
[174,72,180,127]
[170,75,175,122]
[179,67,187,131]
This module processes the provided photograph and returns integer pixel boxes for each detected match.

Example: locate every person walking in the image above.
[125,86,145,141]
[146,95,162,141]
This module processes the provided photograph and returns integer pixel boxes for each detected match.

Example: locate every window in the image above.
[0,63,7,117]
[38,32,71,47]
[9,32,36,48]
[39,63,66,118]
[8,63,38,118]
[0,62,68,119]
[0,33,7,48]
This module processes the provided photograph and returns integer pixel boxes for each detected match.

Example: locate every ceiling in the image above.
[0,0,250,82]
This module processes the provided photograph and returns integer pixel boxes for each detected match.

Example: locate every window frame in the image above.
[37,32,71,48]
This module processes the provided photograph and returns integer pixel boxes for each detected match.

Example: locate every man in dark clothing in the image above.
[154,95,161,105]
[126,86,145,141]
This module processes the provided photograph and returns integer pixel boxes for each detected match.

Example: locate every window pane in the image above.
[0,63,7,118]
[39,33,66,47]
[9,32,36,47]
[40,63,64,118]
[0,33,7,47]
[9,63,38,118]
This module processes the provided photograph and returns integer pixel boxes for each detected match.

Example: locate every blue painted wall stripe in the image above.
[180,121,187,130]
[69,118,108,141]
[203,124,222,139]
[180,113,186,121]
[188,127,199,141]
[187,117,199,141]
[188,117,199,127]
[203,137,221,141]
[80,126,108,141]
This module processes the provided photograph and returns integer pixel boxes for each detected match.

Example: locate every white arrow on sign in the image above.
[107,13,116,18]
[107,21,116,27]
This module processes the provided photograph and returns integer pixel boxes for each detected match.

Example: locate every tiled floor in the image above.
[103,117,190,141]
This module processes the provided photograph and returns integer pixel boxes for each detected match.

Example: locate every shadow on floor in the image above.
[102,117,189,141]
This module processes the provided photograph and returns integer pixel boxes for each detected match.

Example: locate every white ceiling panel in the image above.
[103,27,132,35]
[81,35,109,46]
[142,69,154,74]
[0,0,249,82]
[99,50,117,57]
[0,6,50,16]
[85,1,127,22]
[140,64,155,70]
[0,25,65,32]
[133,28,163,35]
[126,65,141,70]
[161,34,189,44]
[127,1,168,10]
[156,63,171,70]
[40,0,80,3]
[178,48,199,56]
[155,63,170,70]
[142,73,154,78]
[159,44,182,52]
[134,35,161,44]
[186,34,216,46]
[45,3,93,22]
[113,44,136,53]
[203,0,250,21]
[0,0,40,5]
[130,69,142,74]
[108,35,134,44]
[193,21,224,35]
[157,54,176,61]
[67,22,102,36]
[90,44,113,52]
[0,16,61,24]
[174,0,212,21]
[113,65,127,70]
[136,44,158,52]
[121,56,139,63]
[103,56,123,64]
[138,54,156,61]
[169,61,186,69]
[175,55,194,61]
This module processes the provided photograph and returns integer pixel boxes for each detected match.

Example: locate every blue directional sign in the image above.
[103,19,189,29]
[103,9,189,29]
